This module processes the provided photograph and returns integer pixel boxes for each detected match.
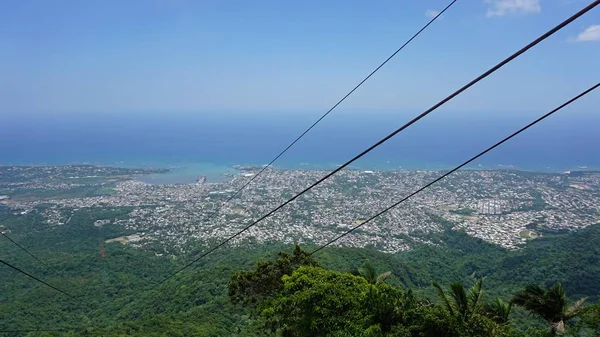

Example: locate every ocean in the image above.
[2,110,599,183]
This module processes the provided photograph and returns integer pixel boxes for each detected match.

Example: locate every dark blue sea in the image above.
[2,110,599,183]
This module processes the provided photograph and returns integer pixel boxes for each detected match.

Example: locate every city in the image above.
[1,165,599,254]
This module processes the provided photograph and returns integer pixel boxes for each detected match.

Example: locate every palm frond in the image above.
[467,279,484,316]
[544,283,568,322]
[376,271,392,284]
[433,281,455,316]
[512,283,544,307]
[358,260,377,284]
[449,282,469,320]
[512,282,584,329]
[486,298,512,324]
[565,297,588,320]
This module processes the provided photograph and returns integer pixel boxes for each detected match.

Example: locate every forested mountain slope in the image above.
[1,206,598,336]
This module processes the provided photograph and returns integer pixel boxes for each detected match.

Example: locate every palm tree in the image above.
[358,260,392,284]
[433,279,484,323]
[512,283,587,335]
[485,298,512,325]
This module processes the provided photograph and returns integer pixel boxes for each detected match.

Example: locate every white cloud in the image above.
[485,0,541,17]
[425,9,441,19]
[576,25,600,42]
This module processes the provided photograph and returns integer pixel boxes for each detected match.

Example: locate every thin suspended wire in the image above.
[311,82,600,255]
[0,258,77,300]
[217,0,458,208]
[2,232,57,273]
[150,0,599,288]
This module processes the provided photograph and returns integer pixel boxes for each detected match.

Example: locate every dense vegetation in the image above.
[1,206,599,336]
[229,246,599,336]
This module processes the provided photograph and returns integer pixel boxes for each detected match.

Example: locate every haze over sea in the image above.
[2,110,599,183]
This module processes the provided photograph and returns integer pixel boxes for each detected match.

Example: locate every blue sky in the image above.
[1,0,599,116]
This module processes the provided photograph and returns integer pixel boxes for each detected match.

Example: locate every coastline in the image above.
[2,159,598,185]
[136,161,599,185]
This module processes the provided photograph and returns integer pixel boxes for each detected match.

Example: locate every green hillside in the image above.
[1,207,599,336]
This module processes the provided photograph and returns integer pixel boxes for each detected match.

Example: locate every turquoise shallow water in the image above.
[136,162,237,184]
